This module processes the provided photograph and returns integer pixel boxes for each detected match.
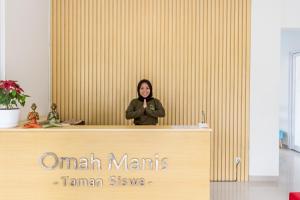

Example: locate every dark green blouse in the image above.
[125,98,165,125]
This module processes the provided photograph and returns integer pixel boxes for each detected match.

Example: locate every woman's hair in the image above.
[137,79,153,101]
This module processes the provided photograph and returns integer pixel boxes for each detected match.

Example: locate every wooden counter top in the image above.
[1,125,212,132]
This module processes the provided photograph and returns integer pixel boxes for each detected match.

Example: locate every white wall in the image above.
[250,0,280,176]
[280,30,300,146]
[5,0,50,119]
[282,0,300,28]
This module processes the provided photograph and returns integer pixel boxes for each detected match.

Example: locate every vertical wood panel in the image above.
[51,0,251,181]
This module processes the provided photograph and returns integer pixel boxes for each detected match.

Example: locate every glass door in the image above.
[291,53,300,152]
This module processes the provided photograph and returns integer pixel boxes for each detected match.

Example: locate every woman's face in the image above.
[139,82,150,98]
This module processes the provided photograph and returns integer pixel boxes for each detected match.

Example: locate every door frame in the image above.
[289,51,300,152]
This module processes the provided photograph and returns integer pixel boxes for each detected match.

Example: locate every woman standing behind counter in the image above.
[126,79,165,125]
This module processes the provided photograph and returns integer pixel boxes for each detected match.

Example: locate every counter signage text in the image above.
[39,152,168,188]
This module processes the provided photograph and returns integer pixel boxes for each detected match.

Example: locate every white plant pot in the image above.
[0,109,20,128]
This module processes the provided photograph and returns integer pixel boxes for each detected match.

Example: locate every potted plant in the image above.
[0,80,29,128]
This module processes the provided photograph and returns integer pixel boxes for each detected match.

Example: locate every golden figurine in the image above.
[48,103,60,123]
[43,103,62,128]
[23,103,42,128]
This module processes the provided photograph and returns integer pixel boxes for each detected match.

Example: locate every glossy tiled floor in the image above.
[211,149,300,200]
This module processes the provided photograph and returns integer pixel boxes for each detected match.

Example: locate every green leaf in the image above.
[11,90,17,97]
[18,96,26,107]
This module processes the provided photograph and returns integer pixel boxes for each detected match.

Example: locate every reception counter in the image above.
[0,126,211,200]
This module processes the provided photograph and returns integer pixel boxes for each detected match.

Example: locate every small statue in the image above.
[48,103,60,123]
[23,103,42,128]
[43,103,62,128]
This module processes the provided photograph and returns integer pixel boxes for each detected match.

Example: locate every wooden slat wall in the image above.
[51,0,251,181]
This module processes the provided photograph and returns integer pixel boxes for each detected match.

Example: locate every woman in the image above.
[126,79,165,125]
